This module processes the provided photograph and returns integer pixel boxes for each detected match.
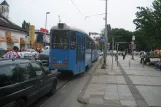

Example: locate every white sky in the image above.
[3,0,153,33]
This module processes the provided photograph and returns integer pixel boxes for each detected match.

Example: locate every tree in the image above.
[22,20,30,30]
[108,28,132,51]
[133,0,161,50]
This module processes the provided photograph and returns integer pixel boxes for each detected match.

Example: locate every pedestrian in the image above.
[122,51,126,60]
[140,52,145,64]
[156,60,161,71]
[2,46,20,59]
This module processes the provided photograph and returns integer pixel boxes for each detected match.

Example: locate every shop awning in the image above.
[6,35,19,43]
[0,36,6,42]
[20,38,30,44]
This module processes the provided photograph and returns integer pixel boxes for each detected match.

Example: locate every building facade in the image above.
[0,0,29,50]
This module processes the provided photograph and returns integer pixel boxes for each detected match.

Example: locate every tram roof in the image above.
[51,23,88,35]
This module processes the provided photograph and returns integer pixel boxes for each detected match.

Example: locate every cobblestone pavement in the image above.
[78,55,161,107]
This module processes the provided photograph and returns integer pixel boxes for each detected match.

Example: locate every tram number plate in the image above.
[57,61,62,64]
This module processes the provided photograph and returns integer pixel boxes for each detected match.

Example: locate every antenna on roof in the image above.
[58,15,61,23]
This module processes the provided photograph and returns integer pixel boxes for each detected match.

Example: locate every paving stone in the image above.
[89,98,104,104]
[104,91,119,100]
[118,92,134,100]
[106,76,117,83]
[117,85,130,92]
[106,84,118,92]
[116,76,126,84]
[129,76,153,85]
[137,86,161,106]
[91,76,107,83]
[83,83,106,98]
[120,100,136,106]
[104,99,121,105]
[148,76,161,85]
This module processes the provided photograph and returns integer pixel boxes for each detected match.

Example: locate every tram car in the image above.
[49,23,98,75]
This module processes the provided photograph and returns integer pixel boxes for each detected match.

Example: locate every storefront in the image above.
[6,31,19,50]
[20,38,30,50]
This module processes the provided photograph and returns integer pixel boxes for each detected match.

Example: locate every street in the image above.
[28,58,101,107]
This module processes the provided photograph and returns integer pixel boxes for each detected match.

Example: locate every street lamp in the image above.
[131,35,135,60]
[45,12,50,46]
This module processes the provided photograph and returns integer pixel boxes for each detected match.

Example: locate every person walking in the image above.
[140,52,146,64]
[122,51,126,60]
[2,46,20,59]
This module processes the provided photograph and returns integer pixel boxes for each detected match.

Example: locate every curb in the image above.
[77,57,103,104]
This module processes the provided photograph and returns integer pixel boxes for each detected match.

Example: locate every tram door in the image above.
[81,36,85,72]
[76,34,81,73]
[80,35,85,72]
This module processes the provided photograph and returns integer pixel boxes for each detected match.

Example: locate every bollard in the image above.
[129,60,130,67]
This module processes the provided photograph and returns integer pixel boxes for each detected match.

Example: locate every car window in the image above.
[31,62,44,76]
[41,50,49,54]
[0,65,17,87]
[18,63,36,82]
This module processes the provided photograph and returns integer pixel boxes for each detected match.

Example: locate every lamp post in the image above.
[45,12,50,47]
[131,35,135,60]
[102,0,108,69]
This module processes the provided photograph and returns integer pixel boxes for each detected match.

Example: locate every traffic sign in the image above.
[99,39,106,43]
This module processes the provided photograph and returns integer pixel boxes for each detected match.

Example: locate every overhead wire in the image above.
[70,0,84,18]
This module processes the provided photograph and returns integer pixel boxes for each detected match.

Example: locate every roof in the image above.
[1,0,9,6]
[51,23,88,35]
[0,59,31,66]
[0,14,28,32]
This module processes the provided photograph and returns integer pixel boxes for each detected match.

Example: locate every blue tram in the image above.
[49,23,97,75]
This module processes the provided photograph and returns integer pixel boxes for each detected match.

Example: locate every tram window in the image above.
[51,31,68,49]
[70,32,76,49]
[86,38,90,49]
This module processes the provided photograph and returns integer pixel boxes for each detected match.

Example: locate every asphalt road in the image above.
[28,59,100,107]
[40,72,89,107]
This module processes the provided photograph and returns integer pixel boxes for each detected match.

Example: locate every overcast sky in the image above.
[3,0,154,33]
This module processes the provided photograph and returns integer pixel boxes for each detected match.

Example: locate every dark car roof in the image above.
[0,59,32,66]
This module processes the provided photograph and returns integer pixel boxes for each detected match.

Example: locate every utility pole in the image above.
[102,0,108,69]
[131,35,135,60]
[112,36,114,68]
[45,12,50,47]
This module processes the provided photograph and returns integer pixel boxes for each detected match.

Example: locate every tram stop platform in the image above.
[78,55,161,107]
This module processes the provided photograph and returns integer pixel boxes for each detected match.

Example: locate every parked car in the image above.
[44,46,50,50]
[38,49,49,65]
[0,48,9,58]
[19,49,39,59]
[0,59,57,107]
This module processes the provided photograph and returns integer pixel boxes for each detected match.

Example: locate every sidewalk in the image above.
[78,55,161,107]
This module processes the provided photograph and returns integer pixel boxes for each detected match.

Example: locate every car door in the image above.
[30,62,53,97]
[17,63,40,106]
[0,64,18,107]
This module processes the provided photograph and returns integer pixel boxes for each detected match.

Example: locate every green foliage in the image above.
[22,20,30,30]
[133,0,161,50]
[108,28,132,51]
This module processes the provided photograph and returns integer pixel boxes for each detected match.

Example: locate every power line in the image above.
[85,13,105,19]
[70,0,84,17]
